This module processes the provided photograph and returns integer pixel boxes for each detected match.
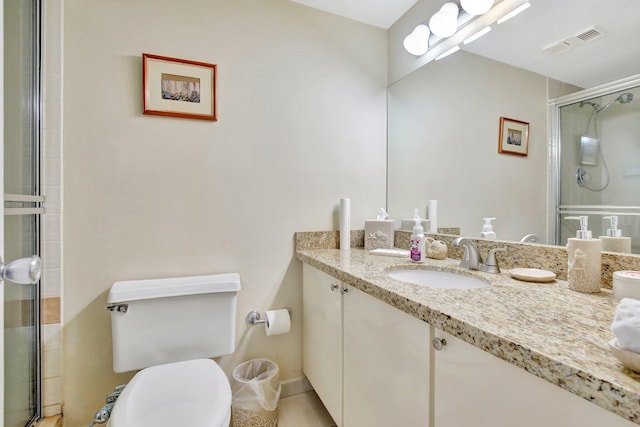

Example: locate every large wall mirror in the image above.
[387,0,640,253]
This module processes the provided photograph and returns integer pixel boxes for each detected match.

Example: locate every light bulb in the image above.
[403,24,430,56]
[461,0,494,16]
[429,3,459,38]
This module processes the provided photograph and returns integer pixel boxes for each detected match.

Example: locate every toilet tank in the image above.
[107,273,241,373]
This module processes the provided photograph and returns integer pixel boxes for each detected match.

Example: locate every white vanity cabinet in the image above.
[302,263,343,425]
[343,284,431,427]
[303,264,431,427]
[432,329,636,427]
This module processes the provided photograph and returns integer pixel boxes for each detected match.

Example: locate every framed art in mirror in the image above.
[498,116,529,156]
[143,53,217,121]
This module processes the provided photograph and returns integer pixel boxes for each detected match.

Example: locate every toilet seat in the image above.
[108,359,231,427]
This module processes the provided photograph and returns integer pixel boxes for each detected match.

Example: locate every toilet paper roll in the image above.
[265,309,291,336]
[340,198,351,250]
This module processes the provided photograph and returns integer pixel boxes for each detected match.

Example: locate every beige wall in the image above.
[62,0,387,425]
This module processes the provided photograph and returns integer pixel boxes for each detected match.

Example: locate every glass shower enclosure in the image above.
[551,76,640,254]
[4,0,43,426]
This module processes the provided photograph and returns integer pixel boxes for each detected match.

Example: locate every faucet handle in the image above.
[486,247,507,266]
[481,247,507,274]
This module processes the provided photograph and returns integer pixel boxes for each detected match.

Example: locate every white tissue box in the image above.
[365,220,395,250]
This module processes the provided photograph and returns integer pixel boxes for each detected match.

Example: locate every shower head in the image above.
[598,92,634,113]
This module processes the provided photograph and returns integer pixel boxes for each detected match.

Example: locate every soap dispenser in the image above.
[599,216,632,253]
[565,216,602,293]
[480,217,497,239]
[410,209,425,263]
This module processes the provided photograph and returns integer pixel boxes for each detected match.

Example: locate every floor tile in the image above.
[278,391,336,427]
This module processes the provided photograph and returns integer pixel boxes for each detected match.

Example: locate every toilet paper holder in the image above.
[247,308,292,325]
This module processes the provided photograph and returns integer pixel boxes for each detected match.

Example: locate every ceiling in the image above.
[290,0,418,29]
[290,0,640,89]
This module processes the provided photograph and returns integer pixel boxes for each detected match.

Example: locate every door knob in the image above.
[0,255,42,284]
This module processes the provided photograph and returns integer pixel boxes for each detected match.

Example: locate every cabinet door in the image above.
[433,329,636,427]
[303,264,343,426]
[343,286,431,427]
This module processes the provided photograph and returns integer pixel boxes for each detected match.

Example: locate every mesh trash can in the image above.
[231,358,281,427]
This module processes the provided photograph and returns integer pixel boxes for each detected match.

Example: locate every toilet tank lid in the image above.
[108,273,241,303]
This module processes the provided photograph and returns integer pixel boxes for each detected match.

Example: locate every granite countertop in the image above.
[296,248,640,425]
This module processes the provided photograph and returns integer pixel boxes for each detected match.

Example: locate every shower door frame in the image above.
[547,73,640,246]
[3,0,43,425]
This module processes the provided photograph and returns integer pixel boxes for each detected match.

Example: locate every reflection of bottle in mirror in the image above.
[410,208,425,263]
[480,217,496,239]
[599,216,632,253]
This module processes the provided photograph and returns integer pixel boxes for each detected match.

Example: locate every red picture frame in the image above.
[143,53,217,121]
[498,116,529,156]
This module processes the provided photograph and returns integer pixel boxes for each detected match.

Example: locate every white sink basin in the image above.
[387,269,489,290]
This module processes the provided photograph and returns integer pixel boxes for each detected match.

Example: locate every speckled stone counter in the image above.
[296,246,640,424]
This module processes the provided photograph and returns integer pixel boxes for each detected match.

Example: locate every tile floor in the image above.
[40,391,331,427]
[278,391,336,427]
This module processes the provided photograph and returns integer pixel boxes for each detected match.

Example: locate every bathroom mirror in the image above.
[386,0,640,253]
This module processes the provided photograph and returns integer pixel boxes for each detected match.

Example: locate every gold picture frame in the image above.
[143,53,217,121]
[498,116,529,156]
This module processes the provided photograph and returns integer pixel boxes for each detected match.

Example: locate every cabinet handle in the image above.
[432,337,447,351]
[330,284,339,292]
[341,286,349,295]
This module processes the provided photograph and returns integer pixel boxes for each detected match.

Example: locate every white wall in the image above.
[62,0,387,425]
[387,51,548,242]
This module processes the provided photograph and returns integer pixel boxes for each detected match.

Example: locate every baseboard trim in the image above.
[280,376,313,398]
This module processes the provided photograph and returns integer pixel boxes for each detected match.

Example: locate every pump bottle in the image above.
[410,208,425,263]
[599,216,632,253]
[565,216,602,293]
[480,217,497,239]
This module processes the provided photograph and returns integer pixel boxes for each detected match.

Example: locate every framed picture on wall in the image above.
[143,53,217,121]
[498,116,529,156]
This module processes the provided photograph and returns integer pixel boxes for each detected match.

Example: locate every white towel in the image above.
[611,298,640,353]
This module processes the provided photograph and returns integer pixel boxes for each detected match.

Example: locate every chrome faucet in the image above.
[519,233,539,243]
[452,237,482,270]
[452,237,507,274]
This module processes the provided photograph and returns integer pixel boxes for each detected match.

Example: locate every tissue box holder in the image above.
[365,220,395,250]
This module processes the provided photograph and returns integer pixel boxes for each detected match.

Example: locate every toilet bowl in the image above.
[108,359,231,427]
[105,274,241,427]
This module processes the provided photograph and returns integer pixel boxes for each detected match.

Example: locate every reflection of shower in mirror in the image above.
[555,81,640,254]
[575,92,634,192]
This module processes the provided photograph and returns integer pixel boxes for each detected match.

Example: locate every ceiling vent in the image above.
[543,26,604,54]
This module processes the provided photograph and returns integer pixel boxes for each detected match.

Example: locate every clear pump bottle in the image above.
[480,217,496,239]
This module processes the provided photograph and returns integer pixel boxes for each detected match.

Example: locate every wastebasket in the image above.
[231,358,281,427]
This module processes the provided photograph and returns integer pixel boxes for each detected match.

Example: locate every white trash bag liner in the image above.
[231,358,281,427]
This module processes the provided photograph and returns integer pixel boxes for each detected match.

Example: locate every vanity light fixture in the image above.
[497,1,530,24]
[403,24,431,56]
[463,26,492,44]
[435,45,460,60]
[402,0,532,58]
[461,0,494,16]
[428,3,460,38]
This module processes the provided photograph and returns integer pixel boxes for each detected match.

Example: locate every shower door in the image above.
[3,0,43,426]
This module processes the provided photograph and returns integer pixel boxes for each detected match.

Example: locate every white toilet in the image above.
[105,273,241,427]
